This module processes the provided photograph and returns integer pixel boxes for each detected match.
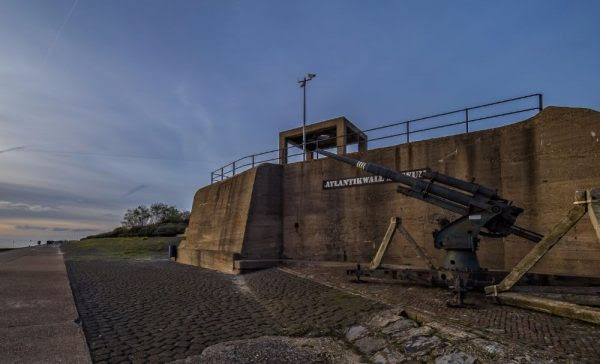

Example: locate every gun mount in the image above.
[307,141,543,305]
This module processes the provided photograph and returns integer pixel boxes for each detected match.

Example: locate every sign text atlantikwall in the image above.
[322,168,429,190]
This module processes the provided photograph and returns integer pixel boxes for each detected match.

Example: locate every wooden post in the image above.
[588,188,600,243]
[494,292,600,325]
[370,217,398,270]
[485,191,588,295]
[369,217,436,271]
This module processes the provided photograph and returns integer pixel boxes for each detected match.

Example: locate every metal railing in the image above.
[211,93,542,183]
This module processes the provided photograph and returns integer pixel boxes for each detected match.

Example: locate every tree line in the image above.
[121,203,190,228]
[83,203,191,239]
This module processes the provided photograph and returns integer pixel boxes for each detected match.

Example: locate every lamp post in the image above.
[298,73,316,161]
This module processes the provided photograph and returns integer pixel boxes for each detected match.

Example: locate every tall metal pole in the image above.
[299,73,315,162]
[303,78,307,160]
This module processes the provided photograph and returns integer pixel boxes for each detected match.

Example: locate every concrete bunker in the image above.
[178,106,600,279]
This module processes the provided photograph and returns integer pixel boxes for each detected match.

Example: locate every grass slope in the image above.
[63,236,181,261]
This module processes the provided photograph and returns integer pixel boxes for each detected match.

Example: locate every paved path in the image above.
[64,257,384,363]
[0,246,91,363]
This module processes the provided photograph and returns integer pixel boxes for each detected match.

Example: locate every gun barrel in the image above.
[314,148,412,183]
[509,225,544,242]
[422,171,497,198]
[314,148,475,209]
[312,147,544,243]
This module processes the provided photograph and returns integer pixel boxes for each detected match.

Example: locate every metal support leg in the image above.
[448,275,467,307]
[397,222,436,270]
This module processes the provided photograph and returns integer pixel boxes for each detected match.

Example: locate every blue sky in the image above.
[0,1,599,246]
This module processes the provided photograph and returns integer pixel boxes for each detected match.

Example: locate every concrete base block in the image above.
[177,248,238,274]
[234,259,281,271]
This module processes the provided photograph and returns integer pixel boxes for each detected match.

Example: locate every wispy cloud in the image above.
[15,224,99,233]
[0,146,26,154]
[123,184,149,198]
[15,224,49,231]
[52,226,98,233]
[1,217,110,246]
[43,0,79,64]
[0,200,56,212]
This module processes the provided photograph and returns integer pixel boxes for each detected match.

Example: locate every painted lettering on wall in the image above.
[322,168,429,190]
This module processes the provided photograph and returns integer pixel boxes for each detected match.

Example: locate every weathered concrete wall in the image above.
[282,107,600,277]
[177,164,282,272]
[181,107,600,277]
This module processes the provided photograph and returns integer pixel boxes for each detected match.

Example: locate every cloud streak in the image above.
[0,146,26,154]
[123,184,150,198]
[15,224,99,233]
[0,200,56,212]
[43,0,79,64]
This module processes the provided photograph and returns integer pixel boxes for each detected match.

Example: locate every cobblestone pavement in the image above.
[243,269,386,334]
[287,264,600,363]
[65,259,384,363]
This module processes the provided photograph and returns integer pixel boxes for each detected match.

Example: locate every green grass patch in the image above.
[63,236,181,261]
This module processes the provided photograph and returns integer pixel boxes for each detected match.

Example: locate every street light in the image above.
[299,73,316,161]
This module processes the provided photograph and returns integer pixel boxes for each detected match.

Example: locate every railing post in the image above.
[211,171,214,184]
[465,108,469,133]
[221,167,224,181]
[538,94,543,112]
[252,155,255,168]
[232,161,236,176]
[406,121,410,143]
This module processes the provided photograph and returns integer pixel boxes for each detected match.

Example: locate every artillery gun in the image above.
[306,140,543,305]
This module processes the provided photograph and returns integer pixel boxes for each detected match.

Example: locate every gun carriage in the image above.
[307,139,543,306]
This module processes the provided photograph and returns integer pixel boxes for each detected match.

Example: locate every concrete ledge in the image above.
[176,248,239,274]
[234,259,281,271]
